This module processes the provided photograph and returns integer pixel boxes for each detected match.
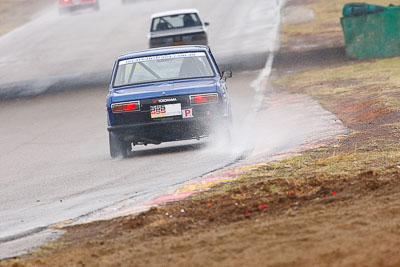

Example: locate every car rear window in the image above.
[151,13,202,32]
[113,52,215,88]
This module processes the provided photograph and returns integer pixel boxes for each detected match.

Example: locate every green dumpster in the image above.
[341,3,400,59]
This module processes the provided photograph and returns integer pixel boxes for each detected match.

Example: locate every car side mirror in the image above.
[204,22,210,27]
[222,71,232,80]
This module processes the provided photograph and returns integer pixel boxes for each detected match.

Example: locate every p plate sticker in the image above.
[182,109,193,119]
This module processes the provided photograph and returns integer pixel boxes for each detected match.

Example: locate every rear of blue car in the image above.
[106,46,231,158]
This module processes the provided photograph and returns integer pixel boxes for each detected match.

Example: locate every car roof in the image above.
[151,9,200,19]
[117,45,210,60]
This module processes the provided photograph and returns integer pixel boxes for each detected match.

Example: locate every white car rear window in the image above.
[151,13,202,32]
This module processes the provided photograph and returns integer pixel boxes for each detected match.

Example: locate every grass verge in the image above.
[282,0,398,49]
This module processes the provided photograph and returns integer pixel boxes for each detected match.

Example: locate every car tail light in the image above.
[192,34,206,41]
[59,0,72,4]
[190,93,218,105]
[150,39,164,46]
[111,101,140,113]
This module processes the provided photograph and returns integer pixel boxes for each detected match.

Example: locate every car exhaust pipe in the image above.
[125,135,161,145]
[139,137,161,145]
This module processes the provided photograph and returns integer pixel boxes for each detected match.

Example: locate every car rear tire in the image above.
[109,133,130,158]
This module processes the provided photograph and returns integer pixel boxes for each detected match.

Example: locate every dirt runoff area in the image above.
[2,0,400,266]
[0,0,54,36]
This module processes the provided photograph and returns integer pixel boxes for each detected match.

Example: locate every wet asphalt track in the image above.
[0,0,347,259]
[0,0,283,256]
[0,0,279,99]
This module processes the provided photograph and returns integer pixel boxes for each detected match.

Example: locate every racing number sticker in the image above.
[150,106,166,118]
[182,109,193,119]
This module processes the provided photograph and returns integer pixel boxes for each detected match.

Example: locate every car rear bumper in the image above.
[149,31,208,48]
[150,39,208,48]
[108,116,229,143]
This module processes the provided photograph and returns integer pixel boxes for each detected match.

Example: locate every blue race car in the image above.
[106,45,232,158]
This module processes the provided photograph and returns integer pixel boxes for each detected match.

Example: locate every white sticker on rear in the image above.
[182,108,194,119]
[119,52,206,65]
[151,104,182,119]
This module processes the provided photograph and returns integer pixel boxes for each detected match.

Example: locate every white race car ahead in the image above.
[149,9,209,48]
